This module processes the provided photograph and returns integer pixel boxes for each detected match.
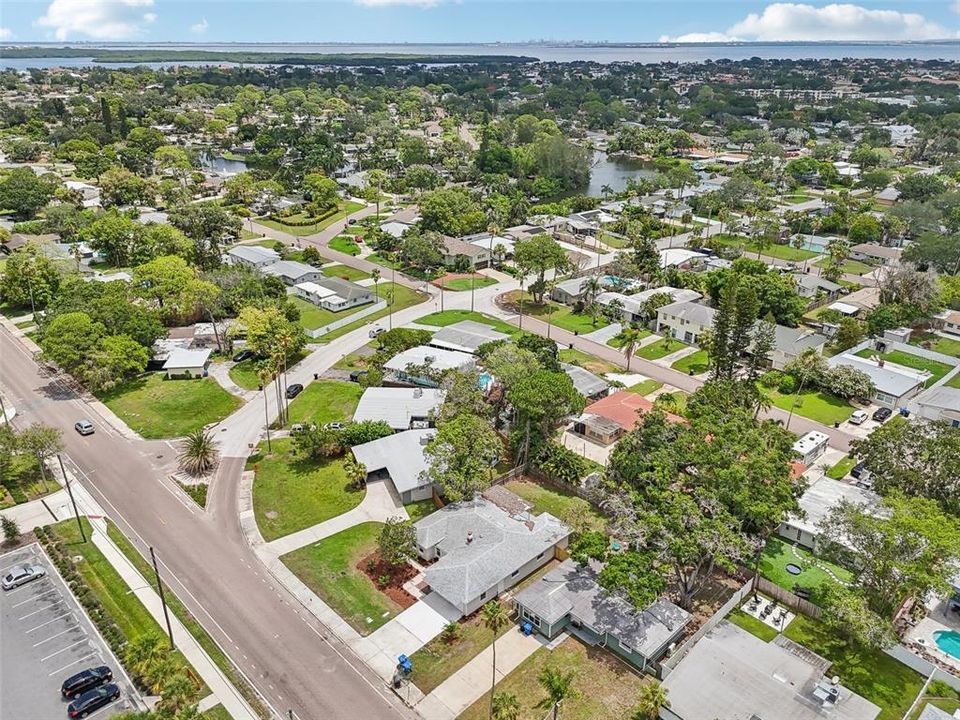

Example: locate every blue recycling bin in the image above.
[397,654,413,674]
[522,622,533,636]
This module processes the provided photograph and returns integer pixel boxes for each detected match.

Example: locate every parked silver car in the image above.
[1,563,46,590]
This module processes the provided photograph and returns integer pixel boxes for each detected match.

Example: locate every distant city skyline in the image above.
[2,0,959,45]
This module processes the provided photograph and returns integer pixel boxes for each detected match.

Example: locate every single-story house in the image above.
[162,347,212,379]
[514,558,691,674]
[767,325,829,371]
[779,475,882,551]
[384,346,476,387]
[380,220,415,240]
[414,497,571,616]
[940,310,960,337]
[791,274,843,301]
[909,385,960,427]
[827,301,862,318]
[561,363,610,401]
[442,237,490,270]
[573,390,684,445]
[351,429,436,503]
[260,260,324,286]
[834,160,862,179]
[89,271,133,283]
[827,352,927,408]
[596,286,702,326]
[656,301,715,345]
[225,245,281,269]
[792,430,829,466]
[550,276,594,305]
[874,186,902,206]
[464,232,515,259]
[663,620,881,720]
[293,276,375,312]
[429,320,509,354]
[849,243,902,265]
[352,387,446,430]
[659,248,706,269]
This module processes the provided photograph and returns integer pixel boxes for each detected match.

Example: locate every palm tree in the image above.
[600,183,614,201]
[536,666,578,720]
[178,429,219,476]
[632,681,670,720]
[492,692,521,720]
[582,274,603,326]
[157,672,196,716]
[482,600,510,720]
[616,327,644,371]
[371,268,381,300]
[343,456,368,490]
[792,234,809,272]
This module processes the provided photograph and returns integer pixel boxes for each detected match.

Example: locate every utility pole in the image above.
[150,546,176,651]
[57,454,86,543]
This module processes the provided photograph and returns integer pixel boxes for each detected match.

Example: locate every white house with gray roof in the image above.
[293,276,375,312]
[260,259,323,286]
[428,321,509,354]
[414,497,571,616]
[350,429,436,504]
[514,558,690,674]
[384,346,476,388]
[561,363,610,401]
[656,300,716,345]
[827,351,928,408]
[910,385,960,427]
[779,475,882,551]
[352,387,445,431]
[225,244,281,269]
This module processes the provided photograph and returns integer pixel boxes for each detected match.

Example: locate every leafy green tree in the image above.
[847,214,882,244]
[508,371,583,462]
[292,425,342,460]
[419,187,486,237]
[903,232,960,275]
[133,255,220,324]
[0,167,56,217]
[99,166,154,207]
[377,517,416,568]
[39,312,105,376]
[16,423,63,493]
[615,327,645,372]
[336,421,393,447]
[816,584,895,650]
[84,209,142,267]
[423,414,502,502]
[1,516,20,544]
[896,173,947,202]
[0,242,61,310]
[514,234,569,303]
[821,365,875,401]
[438,369,490,424]
[491,692,521,720]
[168,204,241,270]
[398,229,444,272]
[89,335,149,390]
[303,173,340,209]
[833,317,864,351]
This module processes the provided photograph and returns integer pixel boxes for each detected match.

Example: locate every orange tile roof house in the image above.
[572,390,684,445]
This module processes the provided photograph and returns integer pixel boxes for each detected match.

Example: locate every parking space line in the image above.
[86,699,123,718]
[40,638,88,662]
[33,626,78,647]
[3,578,50,596]
[19,600,63,620]
[48,651,98,677]
[0,560,35,574]
[12,590,57,608]
[25,612,73,633]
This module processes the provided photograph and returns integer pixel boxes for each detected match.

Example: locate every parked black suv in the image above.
[232,349,257,363]
[872,407,893,422]
[67,683,120,718]
[61,666,113,698]
[285,383,304,399]
[850,460,867,479]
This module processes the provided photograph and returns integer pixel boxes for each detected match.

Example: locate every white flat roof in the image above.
[162,347,212,370]
[792,431,829,456]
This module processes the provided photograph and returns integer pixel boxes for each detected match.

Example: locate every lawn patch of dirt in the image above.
[356,551,418,609]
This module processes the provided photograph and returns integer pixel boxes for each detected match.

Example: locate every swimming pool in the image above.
[934,630,960,660]
[478,372,493,392]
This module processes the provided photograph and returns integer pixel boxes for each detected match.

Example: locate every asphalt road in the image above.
[0,328,415,720]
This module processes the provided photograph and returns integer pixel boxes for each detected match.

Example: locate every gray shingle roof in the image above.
[350,429,435,494]
[827,353,926,397]
[561,363,610,398]
[658,300,717,326]
[430,321,509,354]
[352,387,445,430]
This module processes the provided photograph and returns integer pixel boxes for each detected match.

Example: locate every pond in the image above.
[198,152,248,177]
[586,151,658,198]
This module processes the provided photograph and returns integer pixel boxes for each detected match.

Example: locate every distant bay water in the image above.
[1,41,958,70]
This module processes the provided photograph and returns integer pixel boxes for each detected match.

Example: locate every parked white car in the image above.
[2,564,46,590]
[848,410,869,425]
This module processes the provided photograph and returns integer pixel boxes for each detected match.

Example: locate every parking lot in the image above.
[0,544,139,719]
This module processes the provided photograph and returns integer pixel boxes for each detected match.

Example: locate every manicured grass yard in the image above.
[813,256,876,276]
[855,348,955,387]
[290,296,366,331]
[228,359,262,391]
[417,310,519,336]
[946,372,960,389]
[318,283,428,342]
[759,536,854,593]
[910,333,960,359]
[763,387,854,425]
[826,454,857,480]
[285,380,362,426]
[410,610,513,694]
[442,275,498,292]
[404,499,438,523]
[458,636,650,720]
[281,522,402,634]
[908,691,960,720]
[329,235,361,256]
[784,614,925,720]
[97,374,241,439]
[608,328,652,348]
[627,378,663,395]
[671,349,710,374]
[504,479,606,531]
[249,438,365,541]
[712,235,817,261]
[259,201,365,237]
[636,337,687,360]
[728,609,778,642]
[502,291,608,335]
[321,264,370,282]
[559,348,620,375]
[202,705,232,720]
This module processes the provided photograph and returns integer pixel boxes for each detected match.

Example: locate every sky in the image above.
[1,0,958,44]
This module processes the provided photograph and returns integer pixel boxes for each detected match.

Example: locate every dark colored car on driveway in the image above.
[285,383,304,399]
[61,666,113,698]
[872,407,893,422]
[67,683,120,718]
[233,349,257,363]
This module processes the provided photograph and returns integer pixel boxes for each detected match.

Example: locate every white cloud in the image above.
[190,17,209,35]
[35,0,156,41]
[661,3,953,43]
[354,0,443,7]
[0,27,13,40]
[951,0,960,14]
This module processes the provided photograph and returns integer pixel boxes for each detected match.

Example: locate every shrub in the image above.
[777,374,799,394]
[759,370,783,388]
[534,442,589,485]
[2,516,20,543]
[441,621,461,644]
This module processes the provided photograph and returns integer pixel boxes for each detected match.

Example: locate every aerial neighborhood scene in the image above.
[1,2,959,720]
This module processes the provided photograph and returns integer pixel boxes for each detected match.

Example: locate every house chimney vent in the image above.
[466,531,474,544]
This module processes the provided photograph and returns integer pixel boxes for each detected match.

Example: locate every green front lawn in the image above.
[410,609,513,694]
[826,455,857,480]
[249,438,365,541]
[909,333,960,359]
[946,372,960,389]
[671,349,710,374]
[559,348,620,375]
[97,374,242,439]
[813,257,876,276]
[636,337,687,360]
[854,348,955,387]
[202,706,232,720]
[281,522,402,634]
[728,609,779,642]
[458,636,650,720]
[404,499,438,523]
[627,378,663,396]
[329,235,361,256]
[228,359,262,391]
[285,380,362,426]
[764,387,854,425]
[259,201,365,237]
[759,536,854,593]
[712,235,817,261]
[417,310,519,335]
[317,283,428,342]
[504,479,606,531]
[0,453,57,509]
[289,296,367,331]
[607,328,652,348]
[784,614,925,720]
[783,193,814,204]
[321,264,370,282]
[442,275,498,292]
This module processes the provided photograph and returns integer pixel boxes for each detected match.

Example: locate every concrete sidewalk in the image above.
[0,489,65,529]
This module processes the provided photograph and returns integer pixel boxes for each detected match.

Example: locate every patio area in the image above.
[740,593,796,634]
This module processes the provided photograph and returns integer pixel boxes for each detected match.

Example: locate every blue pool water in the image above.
[798,239,829,253]
[934,630,960,660]
[478,373,493,392]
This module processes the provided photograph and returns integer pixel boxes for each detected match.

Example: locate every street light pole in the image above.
[57,454,86,543]
[149,546,176,651]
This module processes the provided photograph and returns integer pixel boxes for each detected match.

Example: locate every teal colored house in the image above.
[513,559,691,675]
